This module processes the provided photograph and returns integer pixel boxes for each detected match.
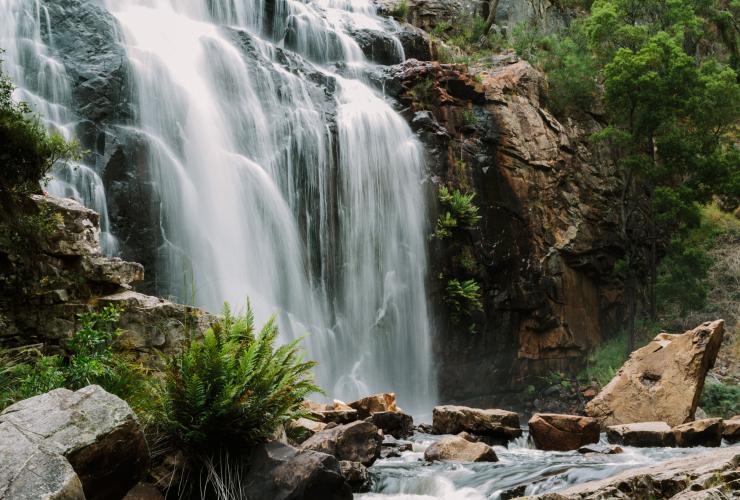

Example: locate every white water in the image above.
[3,0,435,414]
[0,0,118,254]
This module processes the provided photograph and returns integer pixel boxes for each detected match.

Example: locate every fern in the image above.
[155,302,322,453]
[444,278,483,324]
[433,186,481,239]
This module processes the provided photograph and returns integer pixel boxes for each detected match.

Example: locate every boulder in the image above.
[380,435,412,458]
[348,393,398,418]
[300,420,383,466]
[369,410,414,438]
[527,448,740,499]
[423,435,498,462]
[244,441,352,500]
[301,400,359,424]
[673,418,723,448]
[606,422,676,447]
[722,416,740,443]
[432,405,522,444]
[586,320,725,428]
[339,460,370,493]
[577,444,623,455]
[0,385,148,500]
[123,483,165,500]
[528,413,600,451]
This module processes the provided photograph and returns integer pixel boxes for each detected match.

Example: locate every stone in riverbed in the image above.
[577,444,623,455]
[244,441,352,500]
[370,410,414,438]
[606,421,676,447]
[673,418,723,448]
[722,416,740,443]
[586,320,725,428]
[339,460,370,493]
[423,435,498,462]
[432,405,522,444]
[300,420,383,466]
[528,413,600,451]
[348,393,398,418]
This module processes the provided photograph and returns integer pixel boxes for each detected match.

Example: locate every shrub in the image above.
[433,186,481,239]
[153,303,321,454]
[700,380,740,418]
[444,278,483,324]
[578,331,628,387]
[389,0,408,21]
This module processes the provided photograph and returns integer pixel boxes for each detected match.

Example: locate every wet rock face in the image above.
[424,435,498,462]
[383,55,635,409]
[0,385,148,500]
[244,441,353,500]
[528,413,599,451]
[586,320,725,428]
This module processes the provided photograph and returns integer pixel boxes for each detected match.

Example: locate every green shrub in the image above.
[578,331,629,387]
[153,303,321,453]
[700,380,740,418]
[444,278,483,324]
[389,0,408,21]
[0,54,79,195]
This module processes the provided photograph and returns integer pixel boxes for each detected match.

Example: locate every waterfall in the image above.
[3,0,436,414]
[0,0,118,255]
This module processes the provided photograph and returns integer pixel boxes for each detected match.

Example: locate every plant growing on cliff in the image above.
[153,303,321,453]
[389,0,409,21]
[433,185,481,239]
[0,53,79,196]
[444,278,483,323]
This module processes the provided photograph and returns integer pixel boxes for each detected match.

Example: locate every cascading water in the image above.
[0,0,118,254]
[3,0,436,413]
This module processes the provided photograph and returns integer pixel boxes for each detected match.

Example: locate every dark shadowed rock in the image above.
[0,385,148,500]
[528,413,599,451]
[432,405,521,444]
[577,444,623,455]
[606,422,676,447]
[673,418,723,448]
[723,416,740,443]
[300,420,383,466]
[339,460,370,492]
[370,410,414,438]
[244,441,352,500]
[424,435,498,462]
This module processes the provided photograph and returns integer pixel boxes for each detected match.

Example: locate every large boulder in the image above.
[432,405,522,444]
[606,422,676,447]
[423,435,498,462]
[339,460,370,493]
[0,385,148,500]
[673,418,723,448]
[527,447,740,499]
[300,420,383,466]
[528,413,600,451]
[586,320,725,428]
[244,441,352,500]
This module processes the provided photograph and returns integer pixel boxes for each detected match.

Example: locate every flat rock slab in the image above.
[432,405,522,442]
[528,413,599,451]
[525,447,740,499]
[606,421,676,447]
[586,320,725,428]
[0,385,148,500]
[673,418,723,448]
[722,417,740,443]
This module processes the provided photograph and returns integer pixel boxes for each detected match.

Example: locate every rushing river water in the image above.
[361,433,739,499]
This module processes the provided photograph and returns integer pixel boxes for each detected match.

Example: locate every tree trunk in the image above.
[483,0,500,35]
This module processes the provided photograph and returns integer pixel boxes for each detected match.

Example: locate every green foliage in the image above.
[0,305,149,412]
[579,331,629,387]
[153,303,321,453]
[408,77,435,110]
[0,54,79,195]
[656,241,713,314]
[389,0,408,21]
[433,185,481,240]
[444,278,483,323]
[700,380,740,418]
